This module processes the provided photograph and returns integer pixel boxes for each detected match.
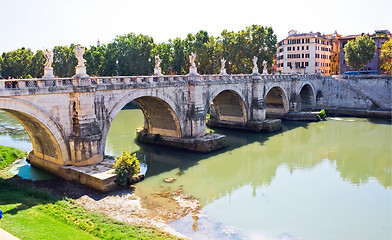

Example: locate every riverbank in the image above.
[0,145,26,170]
[0,155,185,239]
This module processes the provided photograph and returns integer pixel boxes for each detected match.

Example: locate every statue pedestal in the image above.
[154,67,163,76]
[42,67,55,79]
[219,68,228,76]
[73,66,89,79]
[252,67,259,75]
[262,69,268,75]
[188,66,199,76]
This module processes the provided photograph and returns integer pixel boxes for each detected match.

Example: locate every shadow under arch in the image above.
[0,98,70,165]
[299,83,316,110]
[101,93,182,154]
[208,89,248,123]
[264,86,289,118]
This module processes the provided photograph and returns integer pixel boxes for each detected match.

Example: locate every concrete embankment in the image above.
[313,75,391,119]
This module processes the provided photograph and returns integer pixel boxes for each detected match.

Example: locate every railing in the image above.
[0,73,322,90]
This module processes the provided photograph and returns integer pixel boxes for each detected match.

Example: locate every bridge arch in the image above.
[0,98,70,165]
[264,86,289,117]
[101,91,182,154]
[298,83,316,110]
[207,88,248,123]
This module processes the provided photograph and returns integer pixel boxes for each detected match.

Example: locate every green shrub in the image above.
[113,150,140,186]
[318,109,326,120]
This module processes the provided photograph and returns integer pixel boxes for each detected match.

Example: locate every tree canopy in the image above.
[0,25,277,78]
[379,39,391,74]
[344,35,376,73]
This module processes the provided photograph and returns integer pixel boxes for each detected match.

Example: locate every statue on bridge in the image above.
[42,48,55,79]
[155,55,162,69]
[219,57,228,76]
[262,60,268,74]
[221,57,226,69]
[43,49,53,68]
[252,56,259,74]
[189,52,197,68]
[74,46,86,67]
[188,52,199,76]
[153,55,163,76]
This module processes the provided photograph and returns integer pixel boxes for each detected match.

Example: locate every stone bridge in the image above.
[0,73,321,170]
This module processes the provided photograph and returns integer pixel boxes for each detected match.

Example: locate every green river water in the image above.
[1,109,391,240]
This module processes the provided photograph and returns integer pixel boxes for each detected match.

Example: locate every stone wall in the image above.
[314,75,392,111]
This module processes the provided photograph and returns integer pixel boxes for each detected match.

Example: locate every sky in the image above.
[1,0,391,53]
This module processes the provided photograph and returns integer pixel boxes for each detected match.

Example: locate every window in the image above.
[297,46,299,50]
[302,46,304,50]
[287,62,292,67]
[302,53,304,58]
[305,62,309,66]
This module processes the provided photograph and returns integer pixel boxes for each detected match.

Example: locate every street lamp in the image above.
[116,59,119,76]
[148,57,151,75]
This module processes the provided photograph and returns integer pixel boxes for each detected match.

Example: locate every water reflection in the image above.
[135,118,390,205]
[2,108,391,239]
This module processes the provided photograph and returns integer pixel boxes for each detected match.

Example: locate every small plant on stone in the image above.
[113,150,140,186]
[318,109,326,120]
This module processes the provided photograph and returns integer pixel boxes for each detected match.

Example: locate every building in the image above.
[276,30,334,75]
[324,32,342,75]
[339,30,391,74]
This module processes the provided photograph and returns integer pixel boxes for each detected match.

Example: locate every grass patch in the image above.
[0,145,27,170]
[0,178,180,240]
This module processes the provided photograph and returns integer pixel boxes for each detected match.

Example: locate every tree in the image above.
[171,37,186,75]
[30,50,45,78]
[0,48,34,78]
[113,150,140,186]
[379,39,391,74]
[53,45,78,77]
[85,45,107,76]
[105,33,154,76]
[344,35,376,73]
[151,42,172,75]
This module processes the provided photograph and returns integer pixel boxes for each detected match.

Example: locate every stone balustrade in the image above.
[0,73,323,91]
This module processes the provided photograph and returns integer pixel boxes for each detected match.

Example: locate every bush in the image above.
[113,150,140,186]
[318,109,326,120]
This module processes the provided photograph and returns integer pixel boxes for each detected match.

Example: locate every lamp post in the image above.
[148,57,151,75]
[116,59,119,76]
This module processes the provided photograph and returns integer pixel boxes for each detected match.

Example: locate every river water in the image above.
[1,109,391,240]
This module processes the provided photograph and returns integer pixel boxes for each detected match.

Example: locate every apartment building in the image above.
[276,30,338,75]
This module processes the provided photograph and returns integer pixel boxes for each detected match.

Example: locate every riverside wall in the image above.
[313,75,391,118]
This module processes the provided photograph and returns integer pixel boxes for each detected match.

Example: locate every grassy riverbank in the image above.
[0,146,180,240]
[0,145,26,169]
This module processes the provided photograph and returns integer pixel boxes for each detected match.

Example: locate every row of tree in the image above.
[0,25,277,78]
